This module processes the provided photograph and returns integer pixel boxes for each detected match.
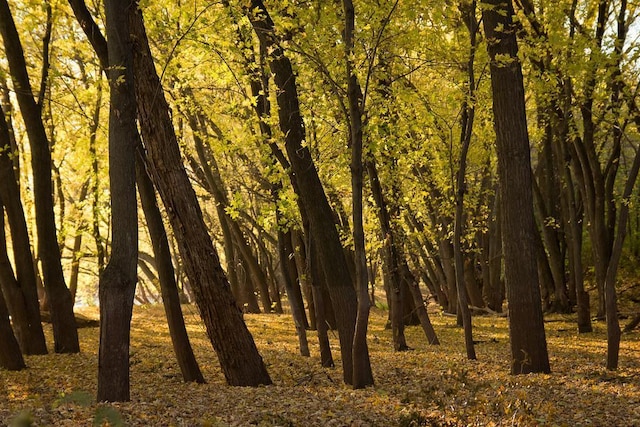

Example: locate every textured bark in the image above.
[97,0,139,402]
[247,0,358,384]
[129,9,271,386]
[0,288,25,370]
[0,0,79,353]
[0,108,47,355]
[137,150,205,383]
[483,0,550,374]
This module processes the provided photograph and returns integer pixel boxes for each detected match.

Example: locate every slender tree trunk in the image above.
[0,108,47,355]
[482,0,550,374]
[278,228,310,356]
[454,0,477,360]
[309,235,334,368]
[0,0,79,353]
[136,149,205,382]
[246,0,359,384]
[68,180,89,305]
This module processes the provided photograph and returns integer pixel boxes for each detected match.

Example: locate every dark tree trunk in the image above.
[343,0,373,389]
[128,8,271,386]
[292,230,316,330]
[68,180,89,305]
[482,0,550,374]
[136,150,205,383]
[454,0,478,360]
[0,107,47,355]
[0,289,25,371]
[367,158,407,351]
[246,0,359,385]
[308,235,334,368]
[97,0,139,402]
[278,228,309,356]
[0,0,79,353]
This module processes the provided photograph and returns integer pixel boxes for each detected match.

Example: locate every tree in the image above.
[343,0,374,389]
[0,102,47,355]
[0,0,79,353]
[246,0,362,385]
[68,0,272,387]
[0,285,25,371]
[96,0,139,402]
[482,0,550,374]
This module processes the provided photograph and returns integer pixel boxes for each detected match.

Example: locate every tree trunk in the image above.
[0,0,79,353]
[137,150,205,383]
[246,0,359,385]
[97,0,139,402]
[482,0,550,374]
[343,0,374,389]
[129,8,271,386]
[0,107,47,355]
[308,235,334,368]
[0,288,25,370]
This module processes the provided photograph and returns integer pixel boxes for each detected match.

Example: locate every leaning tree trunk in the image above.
[0,0,79,353]
[482,0,550,374]
[129,8,271,386]
[246,0,360,385]
[136,150,205,383]
[0,108,47,355]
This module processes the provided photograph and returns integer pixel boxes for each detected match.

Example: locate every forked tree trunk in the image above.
[482,0,550,374]
[0,0,79,353]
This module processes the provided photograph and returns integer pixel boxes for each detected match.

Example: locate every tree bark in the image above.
[97,0,139,402]
[246,0,359,384]
[482,0,550,374]
[137,149,205,382]
[128,8,271,386]
[0,0,79,353]
[0,106,47,355]
[0,288,25,370]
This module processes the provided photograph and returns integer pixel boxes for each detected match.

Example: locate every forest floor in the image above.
[1,303,640,426]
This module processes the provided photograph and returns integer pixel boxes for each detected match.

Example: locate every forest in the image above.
[0,0,639,425]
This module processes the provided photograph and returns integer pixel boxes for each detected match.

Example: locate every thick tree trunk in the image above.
[97,0,139,402]
[0,0,79,353]
[482,0,550,374]
[129,8,271,386]
[137,150,205,383]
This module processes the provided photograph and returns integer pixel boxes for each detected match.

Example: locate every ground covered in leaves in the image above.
[2,304,640,426]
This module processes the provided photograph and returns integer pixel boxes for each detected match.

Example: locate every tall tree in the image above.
[0,0,79,353]
[482,0,550,374]
[68,0,272,387]
[97,0,139,402]
[343,0,374,389]
[0,103,47,355]
[246,0,362,385]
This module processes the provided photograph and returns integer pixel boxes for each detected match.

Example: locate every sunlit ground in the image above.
[1,303,640,426]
